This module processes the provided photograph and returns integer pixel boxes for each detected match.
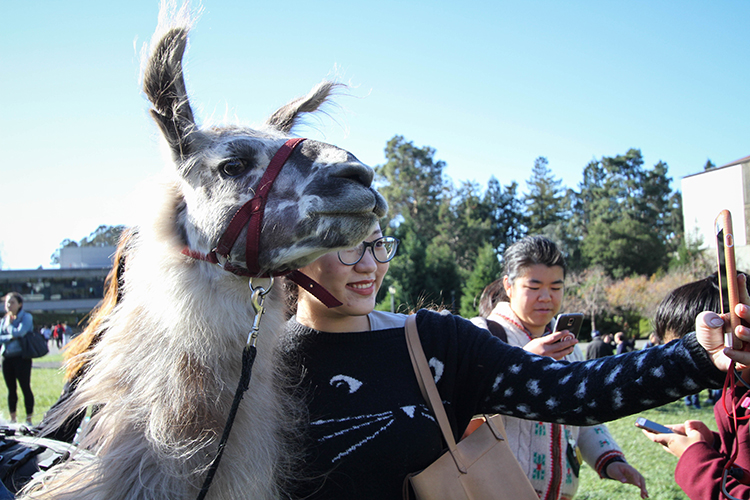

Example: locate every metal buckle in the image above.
[247,277,274,346]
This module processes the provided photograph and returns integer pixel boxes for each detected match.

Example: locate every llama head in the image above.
[142,25,387,275]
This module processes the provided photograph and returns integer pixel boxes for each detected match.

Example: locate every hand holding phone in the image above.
[635,417,673,434]
[715,210,747,350]
[553,313,583,338]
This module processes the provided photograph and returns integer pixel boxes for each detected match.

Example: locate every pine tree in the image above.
[460,243,502,318]
[524,157,565,233]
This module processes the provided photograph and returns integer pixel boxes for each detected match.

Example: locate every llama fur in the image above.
[22,3,386,499]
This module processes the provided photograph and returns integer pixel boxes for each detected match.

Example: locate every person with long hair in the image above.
[0,292,35,424]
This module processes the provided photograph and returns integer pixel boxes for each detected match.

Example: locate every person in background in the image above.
[615,331,635,355]
[40,325,52,347]
[53,322,64,349]
[0,293,35,424]
[61,322,71,346]
[644,332,660,349]
[586,330,615,359]
[643,272,750,498]
[472,236,648,500]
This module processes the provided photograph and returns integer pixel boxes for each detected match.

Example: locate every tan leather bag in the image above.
[403,315,539,500]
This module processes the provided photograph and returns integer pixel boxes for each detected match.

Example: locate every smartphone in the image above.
[553,313,584,338]
[715,210,744,349]
[634,417,673,434]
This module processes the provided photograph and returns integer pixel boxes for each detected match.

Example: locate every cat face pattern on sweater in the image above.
[311,357,446,465]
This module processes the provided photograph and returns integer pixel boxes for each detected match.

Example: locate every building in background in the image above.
[0,246,116,327]
[682,155,750,269]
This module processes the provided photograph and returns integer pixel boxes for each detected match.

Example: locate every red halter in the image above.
[182,137,342,307]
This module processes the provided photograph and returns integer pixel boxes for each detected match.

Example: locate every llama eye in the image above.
[219,159,248,177]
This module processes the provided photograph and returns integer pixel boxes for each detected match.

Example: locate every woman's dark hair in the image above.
[653,272,749,342]
[477,279,507,318]
[4,292,23,306]
[502,235,567,285]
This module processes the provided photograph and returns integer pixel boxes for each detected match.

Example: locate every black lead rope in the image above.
[196,277,272,500]
[196,345,256,500]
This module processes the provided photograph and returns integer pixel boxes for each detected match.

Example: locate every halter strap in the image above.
[181,137,342,308]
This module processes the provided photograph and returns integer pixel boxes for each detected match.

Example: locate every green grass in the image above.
[577,390,718,499]
[0,353,65,424]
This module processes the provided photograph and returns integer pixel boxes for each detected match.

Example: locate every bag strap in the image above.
[405,315,467,473]
[486,319,508,343]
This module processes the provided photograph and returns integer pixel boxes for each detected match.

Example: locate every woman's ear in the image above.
[503,275,512,299]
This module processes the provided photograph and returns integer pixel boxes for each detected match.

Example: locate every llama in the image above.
[23,4,386,500]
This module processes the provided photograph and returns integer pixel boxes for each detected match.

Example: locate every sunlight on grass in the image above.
[577,390,718,499]
[0,355,65,424]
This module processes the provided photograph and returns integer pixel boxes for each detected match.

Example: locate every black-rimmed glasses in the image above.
[337,236,400,266]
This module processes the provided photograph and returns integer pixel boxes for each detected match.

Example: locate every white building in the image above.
[682,155,750,270]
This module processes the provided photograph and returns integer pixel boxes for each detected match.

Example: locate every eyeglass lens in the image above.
[338,237,397,265]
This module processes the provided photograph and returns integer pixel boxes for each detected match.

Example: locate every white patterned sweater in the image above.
[476,302,626,500]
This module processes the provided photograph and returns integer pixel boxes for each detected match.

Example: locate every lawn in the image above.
[0,355,719,499]
[577,389,718,500]
[0,352,66,424]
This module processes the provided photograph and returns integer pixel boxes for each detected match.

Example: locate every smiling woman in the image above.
[279,229,744,500]
[292,225,394,333]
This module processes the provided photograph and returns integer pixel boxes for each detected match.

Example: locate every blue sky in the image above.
[1,1,748,270]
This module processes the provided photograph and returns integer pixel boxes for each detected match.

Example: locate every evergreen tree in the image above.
[459,242,502,318]
[436,181,492,272]
[524,157,565,233]
[480,177,526,255]
[573,149,674,277]
[375,135,447,242]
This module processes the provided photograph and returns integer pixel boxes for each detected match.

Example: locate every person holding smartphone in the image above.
[643,272,750,499]
[282,222,750,500]
[471,236,648,499]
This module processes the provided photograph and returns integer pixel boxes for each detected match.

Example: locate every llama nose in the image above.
[329,161,375,187]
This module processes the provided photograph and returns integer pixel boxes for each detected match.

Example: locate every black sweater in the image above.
[282,309,724,499]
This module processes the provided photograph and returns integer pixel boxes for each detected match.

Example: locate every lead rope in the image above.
[196,277,274,500]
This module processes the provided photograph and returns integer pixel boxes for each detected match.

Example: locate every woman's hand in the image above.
[524,332,577,360]
[641,420,713,459]
[605,462,649,499]
[697,274,750,370]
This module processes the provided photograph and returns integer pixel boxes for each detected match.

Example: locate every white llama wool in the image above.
[21,2,386,499]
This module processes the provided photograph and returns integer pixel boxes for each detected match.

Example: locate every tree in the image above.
[564,267,612,335]
[479,177,526,255]
[375,136,448,242]
[382,217,429,310]
[51,225,126,265]
[459,242,502,318]
[704,159,716,171]
[434,181,492,273]
[523,157,565,233]
[573,149,675,277]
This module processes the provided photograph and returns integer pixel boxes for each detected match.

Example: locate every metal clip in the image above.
[247,277,274,346]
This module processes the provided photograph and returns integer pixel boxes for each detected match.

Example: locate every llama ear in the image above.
[266,81,345,134]
[143,27,196,160]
